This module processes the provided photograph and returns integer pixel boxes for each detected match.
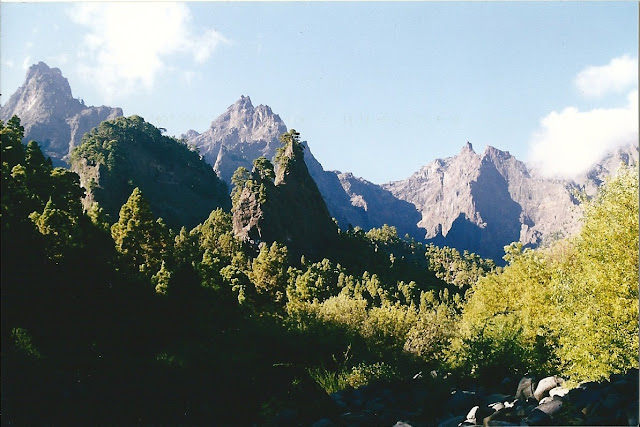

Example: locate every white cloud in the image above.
[528,90,638,179]
[68,2,227,101]
[22,56,32,70]
[574,54,637,98]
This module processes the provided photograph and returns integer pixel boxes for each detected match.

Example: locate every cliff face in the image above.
[232,132,338,259]
[71,116,230,230]
[0,62,122,166]
[383,143,582,261]
[183,96,288,185]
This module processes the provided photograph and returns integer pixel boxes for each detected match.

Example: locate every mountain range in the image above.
[2,62,637,261]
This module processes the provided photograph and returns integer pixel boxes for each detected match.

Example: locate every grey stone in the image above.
[548,386,569,398]
[524,408,552,425]
[535,399,562,416]
[533,376,563,401]
[515,377,536,401]
[464,405,479,423]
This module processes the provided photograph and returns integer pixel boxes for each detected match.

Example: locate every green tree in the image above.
[231,166,252,209]
[111,187,170,279]
[551,164,639,380]
[250,241,289,305]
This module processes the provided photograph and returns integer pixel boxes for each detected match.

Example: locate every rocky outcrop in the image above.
[232,132,338,259]
[0,62,122,166]
[383,143,582,261]
[296,369,639,426]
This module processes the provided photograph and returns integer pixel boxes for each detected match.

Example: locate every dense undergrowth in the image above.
[2,116,638,424]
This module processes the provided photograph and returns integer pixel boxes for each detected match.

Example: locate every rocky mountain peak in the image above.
[0,61,122,166]
[2,62,82,124]
[186,96,289,185]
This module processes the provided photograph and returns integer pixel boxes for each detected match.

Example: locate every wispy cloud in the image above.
[68,2,228,101]
[528,89,638,179]
[574,54,637,98]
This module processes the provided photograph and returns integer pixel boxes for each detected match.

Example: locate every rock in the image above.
[524,408,552,426]
[548,386,569,398]
[232,130,338,259]
[383,143,586,261]
[515,377,536,401]
[482,393,512,406]
[437,415,465,427]
[446,390,478,414]
[533,376,563,401]
[464,405,479,424]
[535,399,562,416]
[488,402,505,412]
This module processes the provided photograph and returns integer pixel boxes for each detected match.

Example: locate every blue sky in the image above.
[1,1,637,184]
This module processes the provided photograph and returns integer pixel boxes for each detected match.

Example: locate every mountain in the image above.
[383,142,582,261]
[571,143,639,197]
[0,62,122,166]
[183,95,287,185]
[184,97,424,237]
[232,131,338,259]
[71,115,230,230]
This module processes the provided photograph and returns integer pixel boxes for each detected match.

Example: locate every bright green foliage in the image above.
[29,198,80,260]
[231,166,252,209]
[550,164,639,381]
[250,242,289,304]
[253,156,275,182]
[451,164,639,382]
[404,291,458,364]
[220,251,253,305]
[152,260,172,295]
[287,258,343,304]
[425,244,497,289]
[449,244,559,379]
[275,129,304,172]
[366,224,402,245]
[111,187,170,279]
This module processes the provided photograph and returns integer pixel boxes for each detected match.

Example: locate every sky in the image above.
[1,1,637,184]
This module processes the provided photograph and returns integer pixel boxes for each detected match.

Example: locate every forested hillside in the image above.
[1,116,638,425]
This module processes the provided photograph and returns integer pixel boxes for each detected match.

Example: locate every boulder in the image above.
[515,377,536,401]
[533,376,563,401]
[548,386,569,398]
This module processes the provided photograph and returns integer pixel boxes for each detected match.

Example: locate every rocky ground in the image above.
[291,368,639,426]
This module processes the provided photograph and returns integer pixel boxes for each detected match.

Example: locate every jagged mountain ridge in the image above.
[184,97,424,238]
[182,96,288,185]
[383,142,585,260]
[186,96,636,261]
[3,62,636,262]
[0,62,122,166]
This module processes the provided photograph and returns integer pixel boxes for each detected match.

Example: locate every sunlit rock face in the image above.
[0,62,122,166]
[383,142,583,261]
